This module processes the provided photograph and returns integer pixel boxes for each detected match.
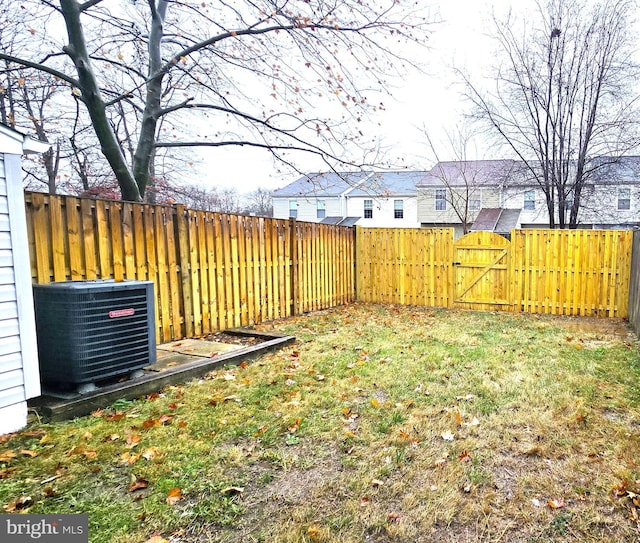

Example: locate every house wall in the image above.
[346,195,419,227]
[274,195,421,227]
[580,183,640,227]
[417,187,500,224]
[0,149,40,435]
[501,186,550,226]
[273,196,343,222]
[502,183,640,228]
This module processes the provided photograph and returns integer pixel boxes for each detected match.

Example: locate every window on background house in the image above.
[289,200,297,218]
[394,200,404,219]
[524,190,535,210]
[469,197,481,211]
[435,189,446,211]
[317,200,326,219]
[618,187,631,210]
[364,199,373,218]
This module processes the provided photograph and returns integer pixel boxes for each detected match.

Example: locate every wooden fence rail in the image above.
[25,192,356,342]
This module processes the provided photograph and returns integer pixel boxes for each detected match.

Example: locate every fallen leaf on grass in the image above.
[105,411,126,422]
[3,495,33,512]
[126,434,142,448]
[0,450,17,463]
[307,524,320,542]
[288,418,301,434]
[20,449,38,458]
[120,452,141,465]
[548,498,565,509]
[371,479,385,487]
[458,450,472,463]
[142,448,160,461]
[42,487,57,498]
[0,467,17,479]
[441,431,455,441]
[166,487,184,505]
[68,444,98,459]
[103,434,120,443]
[387,512,401,523]
[141,415,173,429]
[359,496,370,507]
[129,477,149,492]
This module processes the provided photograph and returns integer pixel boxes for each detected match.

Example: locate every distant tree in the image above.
[0,0,431,202]
[463,0,640,228]
[243,188,274,217]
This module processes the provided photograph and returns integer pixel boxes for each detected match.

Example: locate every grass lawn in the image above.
[2,304,640,542]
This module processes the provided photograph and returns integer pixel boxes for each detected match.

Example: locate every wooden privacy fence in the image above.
[25,191,634,344]
[357,228,632,318]
[24,192,356,342]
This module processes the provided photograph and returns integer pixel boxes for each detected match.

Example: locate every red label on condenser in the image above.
[108,308,135,318]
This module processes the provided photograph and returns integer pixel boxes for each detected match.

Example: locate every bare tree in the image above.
[243,188,274,217]
[463,0,640,228]
[0,0,431,202]
[422,124,487,234]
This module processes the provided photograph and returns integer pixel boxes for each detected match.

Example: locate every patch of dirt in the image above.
[203,331,266,347]
[555,316,634,341]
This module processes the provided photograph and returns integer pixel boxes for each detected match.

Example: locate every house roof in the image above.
[321,216,361,226]
[417,160,524,188]
[0,123,50,155]
[470,208,521,235]
[418,156,640,189]
[273,170,427,198]
[588,156,640,184]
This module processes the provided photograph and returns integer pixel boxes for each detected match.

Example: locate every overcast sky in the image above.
[202,0,526,194]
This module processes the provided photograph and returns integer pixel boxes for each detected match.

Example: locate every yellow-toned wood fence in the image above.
[25,192,356,342]
[356,227,632,318]
[25,192,634,343]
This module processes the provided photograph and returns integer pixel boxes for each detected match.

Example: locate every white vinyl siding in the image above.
[0,141,42,434]
[0,153,26,419]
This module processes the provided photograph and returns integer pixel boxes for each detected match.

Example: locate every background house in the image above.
[0,124,48,435]
[272,171,426,227]
[417,158,640,238]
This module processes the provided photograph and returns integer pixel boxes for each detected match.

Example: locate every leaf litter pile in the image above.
[2,304,640,542]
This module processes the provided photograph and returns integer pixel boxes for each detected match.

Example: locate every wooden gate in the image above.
[453,231,511,311]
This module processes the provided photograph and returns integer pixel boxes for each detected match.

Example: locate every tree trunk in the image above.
[59,0,141,201]
[132,0,168,198]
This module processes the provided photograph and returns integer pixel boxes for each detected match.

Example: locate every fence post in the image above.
[289,217,298,315]
[175,204,193,339]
